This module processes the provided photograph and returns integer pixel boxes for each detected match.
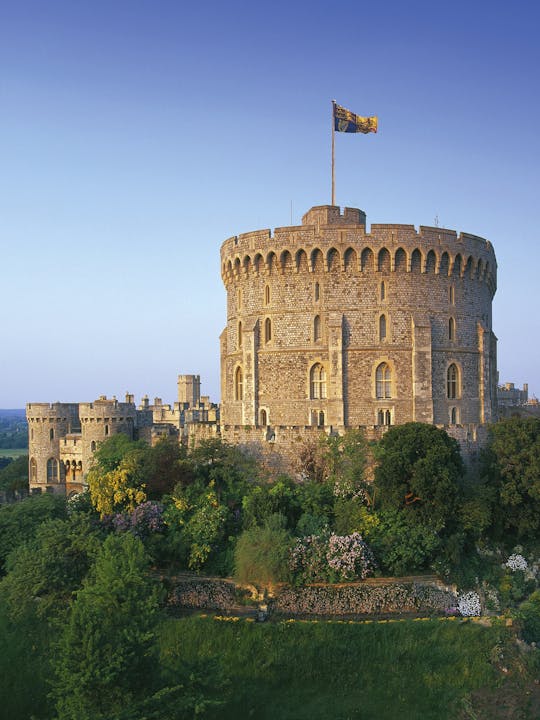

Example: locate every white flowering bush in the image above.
[66,489,92,514]
[505,554,528,572]
[457,591,482,617]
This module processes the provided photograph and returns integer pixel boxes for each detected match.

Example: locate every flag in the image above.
[334,103,378,134]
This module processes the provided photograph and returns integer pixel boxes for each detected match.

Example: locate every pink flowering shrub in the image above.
[290,532,375,584]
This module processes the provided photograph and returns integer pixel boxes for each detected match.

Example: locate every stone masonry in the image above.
[219,205,497,449]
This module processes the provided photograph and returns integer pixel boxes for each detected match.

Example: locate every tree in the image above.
[142,437,192,498]
[373,423,464,532]
[481,417,540,542]
[52,533,162,720]
[0,493,67,574]
[87,450,148,517]
[0,455,28,494]
[0,515,102,621]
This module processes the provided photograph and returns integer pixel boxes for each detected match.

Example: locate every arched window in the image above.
[49,427,54,441]
[30,457,37,481]
[264,285,270,305]
[450,407,458,424]
[314,281,320,302]
[238,321,243,348]
[310,363,327,399]
[314,315,321,341]
[447,364,458,399]
[265,317,272,343]
[91,440,96,452]
[380,281,386,301]
[376,363,392,399]
[318,411,325,427]
[235,366,243,401]
[104,424,109,436]
[260,409,267,426]
[379,314,387,341]
[449,317,456,341]
[47,458,58,483]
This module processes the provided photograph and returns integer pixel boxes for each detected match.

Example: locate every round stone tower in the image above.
[26,402,80,494]
[220,205,497,432]
[79,396,137,472]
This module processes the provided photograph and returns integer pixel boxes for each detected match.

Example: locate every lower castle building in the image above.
[26,376,218,496]
[27,204,499,493]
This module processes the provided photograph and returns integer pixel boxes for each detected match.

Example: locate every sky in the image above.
[1,0,539,407]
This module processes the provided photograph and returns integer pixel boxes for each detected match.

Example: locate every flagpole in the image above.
[331,99,336,206]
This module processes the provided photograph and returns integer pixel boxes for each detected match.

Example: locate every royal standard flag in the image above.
[334,103,378,134]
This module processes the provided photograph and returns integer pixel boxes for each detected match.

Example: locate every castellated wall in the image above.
[220,205,497,438]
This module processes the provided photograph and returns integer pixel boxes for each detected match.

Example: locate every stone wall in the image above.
[167,574,458,617]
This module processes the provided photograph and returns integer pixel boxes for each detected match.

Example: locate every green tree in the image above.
[142,437,193,498]
[324,429,369,498]
[0,454,28,494]
[242,475,301,530]
[0,515,102,621]
[90,433,145,473]
[373,423,464,532]
[0,493,67,574]
[52,533,162,720]
[481,417,540,542]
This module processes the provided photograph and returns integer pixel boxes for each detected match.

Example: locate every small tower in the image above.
[177,374,201,407]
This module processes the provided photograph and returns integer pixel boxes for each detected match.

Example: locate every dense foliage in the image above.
[0,454,28,494]
[0,420,538,719]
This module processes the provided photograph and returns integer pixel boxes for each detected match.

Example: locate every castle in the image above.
[27,204,498,494]
[26,376,218,496]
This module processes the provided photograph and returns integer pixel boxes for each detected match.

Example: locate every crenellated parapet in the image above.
[221,206,496,297]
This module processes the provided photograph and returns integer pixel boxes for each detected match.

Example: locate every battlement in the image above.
[26,403,80,421]
[221,206,497,294]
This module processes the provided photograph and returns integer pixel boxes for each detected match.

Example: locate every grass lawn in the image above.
[0,449,28,459]
[159,616,513,720]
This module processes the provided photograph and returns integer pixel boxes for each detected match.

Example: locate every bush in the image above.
[290,531,375,584]
[234,514,293,586]
[517,590,540,644]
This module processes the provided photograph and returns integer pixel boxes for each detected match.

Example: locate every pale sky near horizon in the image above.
[1,0,539,408]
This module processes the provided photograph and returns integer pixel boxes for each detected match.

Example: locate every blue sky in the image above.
[1,0,539,407]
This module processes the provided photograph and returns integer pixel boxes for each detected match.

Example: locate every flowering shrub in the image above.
[130,501,166,537]
[290,532,375,583]
[457,591,482,617]
[505,554,528,572]
[102,501,165,537]
[66,490,93,514]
